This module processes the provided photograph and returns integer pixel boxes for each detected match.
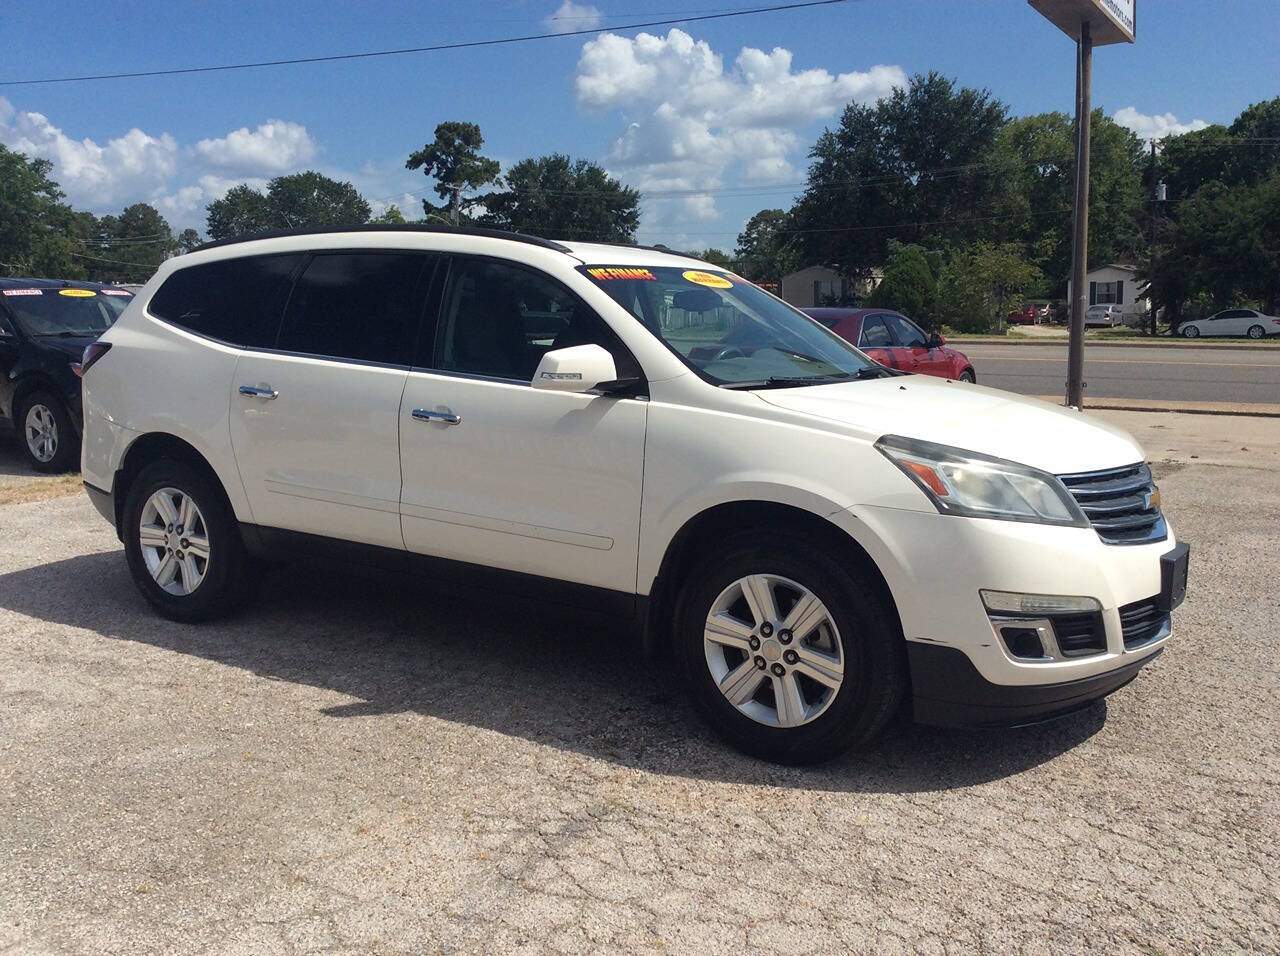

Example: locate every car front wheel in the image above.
[676,534,906,763]
[18,391,78,473]
[1181,325,1200,338]
[122,459,256,621]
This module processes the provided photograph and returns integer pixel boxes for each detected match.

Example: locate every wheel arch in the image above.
[110,432,238,541]
[641,499,903,659]
[9,372,70,432]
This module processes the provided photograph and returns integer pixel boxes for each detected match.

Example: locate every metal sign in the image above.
[1029,0,1135,45]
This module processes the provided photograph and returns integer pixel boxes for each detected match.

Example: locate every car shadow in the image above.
[0,550,1106,793]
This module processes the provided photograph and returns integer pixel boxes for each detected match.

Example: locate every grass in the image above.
[0,473,84,506]
[944,326,1280,345]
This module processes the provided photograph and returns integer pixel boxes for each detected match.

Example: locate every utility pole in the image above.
[1066,18,1092,408]
[1149,138,1158,337]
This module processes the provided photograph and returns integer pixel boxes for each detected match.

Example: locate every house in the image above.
[779,266,882,308]
[1067,264,1149,315]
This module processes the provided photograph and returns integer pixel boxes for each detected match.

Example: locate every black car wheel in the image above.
[17,391,78,473]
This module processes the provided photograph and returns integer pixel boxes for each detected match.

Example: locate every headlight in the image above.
[875,435,1089,527]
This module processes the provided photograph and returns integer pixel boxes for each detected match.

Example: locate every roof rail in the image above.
[192,224,574,254]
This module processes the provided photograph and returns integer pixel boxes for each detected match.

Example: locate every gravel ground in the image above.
[0,413,1277,954]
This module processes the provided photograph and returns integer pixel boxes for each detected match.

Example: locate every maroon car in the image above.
[803,308,976,382]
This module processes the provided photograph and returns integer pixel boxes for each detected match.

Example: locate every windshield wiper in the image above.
[853,366,893,379]
[720,374,852,390]
[36,330,100,338]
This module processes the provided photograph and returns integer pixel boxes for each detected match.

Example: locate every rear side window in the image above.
[275,252,434,365]
[149,254,302,348]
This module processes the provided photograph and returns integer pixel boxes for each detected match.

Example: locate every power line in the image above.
[0,0,853,87]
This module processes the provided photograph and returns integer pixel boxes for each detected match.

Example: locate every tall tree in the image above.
[405,121,500,225]
[935,242,1040,333]
[735,209,799,281]
[205,172,371,240]
[480,154,639,241]
[865,241,937,325]
[0,144,83,278]
[793,72,1008,279]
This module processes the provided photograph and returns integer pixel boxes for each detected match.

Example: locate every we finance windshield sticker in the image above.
[586,267,657,281]
[101,289,133,297]
[2,288,43,296]
[681,270,734,289]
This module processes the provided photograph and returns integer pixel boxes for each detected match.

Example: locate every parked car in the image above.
[803,308,976,381]
[1084,303,1125,328]
[1006,304,1039,325]
[1178,308,1280,339]
[0,277,134,471]
[80,226,1189,763]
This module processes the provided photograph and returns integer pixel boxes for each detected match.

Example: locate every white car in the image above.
[1084,303,1124,328]
[1178,308,1280,339]
[79,227,1190,763]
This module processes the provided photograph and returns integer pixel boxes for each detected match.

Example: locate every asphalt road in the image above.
[1,409,1277,953]
[960,341,1280,404]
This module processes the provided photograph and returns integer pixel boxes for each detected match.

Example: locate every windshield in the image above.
[579,266,881,386]
[3,288,131,337]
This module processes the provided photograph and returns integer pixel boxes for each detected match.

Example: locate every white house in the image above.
[780,266,882,308]
[1067,264,1149,315]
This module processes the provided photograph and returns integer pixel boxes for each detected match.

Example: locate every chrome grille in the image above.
[1058,463,1167,546]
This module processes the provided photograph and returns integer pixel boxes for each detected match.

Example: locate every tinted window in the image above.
[149,255,301,348]
[437,258,638,382]
[884,314,927,347]
[275,252,433,365]
[860,316,893,348]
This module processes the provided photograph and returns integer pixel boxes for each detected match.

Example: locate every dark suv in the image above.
[0,278,135,471]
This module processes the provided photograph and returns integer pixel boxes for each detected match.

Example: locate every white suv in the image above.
[80,227,1190,762]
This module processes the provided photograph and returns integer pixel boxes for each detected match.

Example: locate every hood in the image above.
[32,335,98,360]
[756,375,1143,475]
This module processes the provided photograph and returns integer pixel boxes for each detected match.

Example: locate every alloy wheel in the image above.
[138,487,210,596]
[703,573,845,728]
[24,403,58,463]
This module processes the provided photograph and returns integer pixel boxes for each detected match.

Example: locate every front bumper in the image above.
[908,642,1161,727]
[839,503,1183,696]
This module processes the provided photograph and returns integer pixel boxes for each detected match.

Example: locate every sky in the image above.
[1,0,1276,251]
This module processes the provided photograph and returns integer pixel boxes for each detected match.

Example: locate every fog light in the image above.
[981,590,1101,616]
[1000,625,1047,660]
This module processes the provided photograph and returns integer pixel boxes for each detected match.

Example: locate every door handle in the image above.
[238,385,278,400]
[411,407,461,426]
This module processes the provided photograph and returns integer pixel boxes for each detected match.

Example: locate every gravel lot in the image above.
[1,413,1277,954]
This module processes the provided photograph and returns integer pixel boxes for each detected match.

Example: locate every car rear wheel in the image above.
[676,533,906,763]
[1181,325,1200,338]
[1247,324,1265,339]
[17,391,78,473]
[958,368,976,383]
[122,459,257,622]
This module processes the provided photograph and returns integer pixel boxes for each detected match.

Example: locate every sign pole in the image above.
[1066,18,1091,408]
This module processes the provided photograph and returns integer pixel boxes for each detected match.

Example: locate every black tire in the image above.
[1181,325,1200,338]
[675,533,906,764]
[16,391,78,473]
[959,368,976,384]
[1247,325,1265,340]
[121,458,257,622]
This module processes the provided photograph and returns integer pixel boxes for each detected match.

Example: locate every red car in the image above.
[803,308,976,382]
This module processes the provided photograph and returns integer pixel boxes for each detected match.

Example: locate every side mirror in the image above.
[532,344,618,393]
[927,332,945,349]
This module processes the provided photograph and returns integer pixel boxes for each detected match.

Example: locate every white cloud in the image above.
[544,1,601,34]
[1113,107,1209,140]
[191,120,317,174]
[575,29,905,227]
[0,99,177,207]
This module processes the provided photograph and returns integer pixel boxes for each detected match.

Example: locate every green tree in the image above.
[697,248,737,270]
[406,121,501,225]
[205,172,371,240]
[865,241,937,325]
[793,72,1008,279]
[80,203,174,282]
[734,208,798,281]
[480,154,640,242]
[176,228,203,253]
[992,110,1146,294]
[371,203,407,224]
[935,242,1040,333]
[0,144,84,277]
